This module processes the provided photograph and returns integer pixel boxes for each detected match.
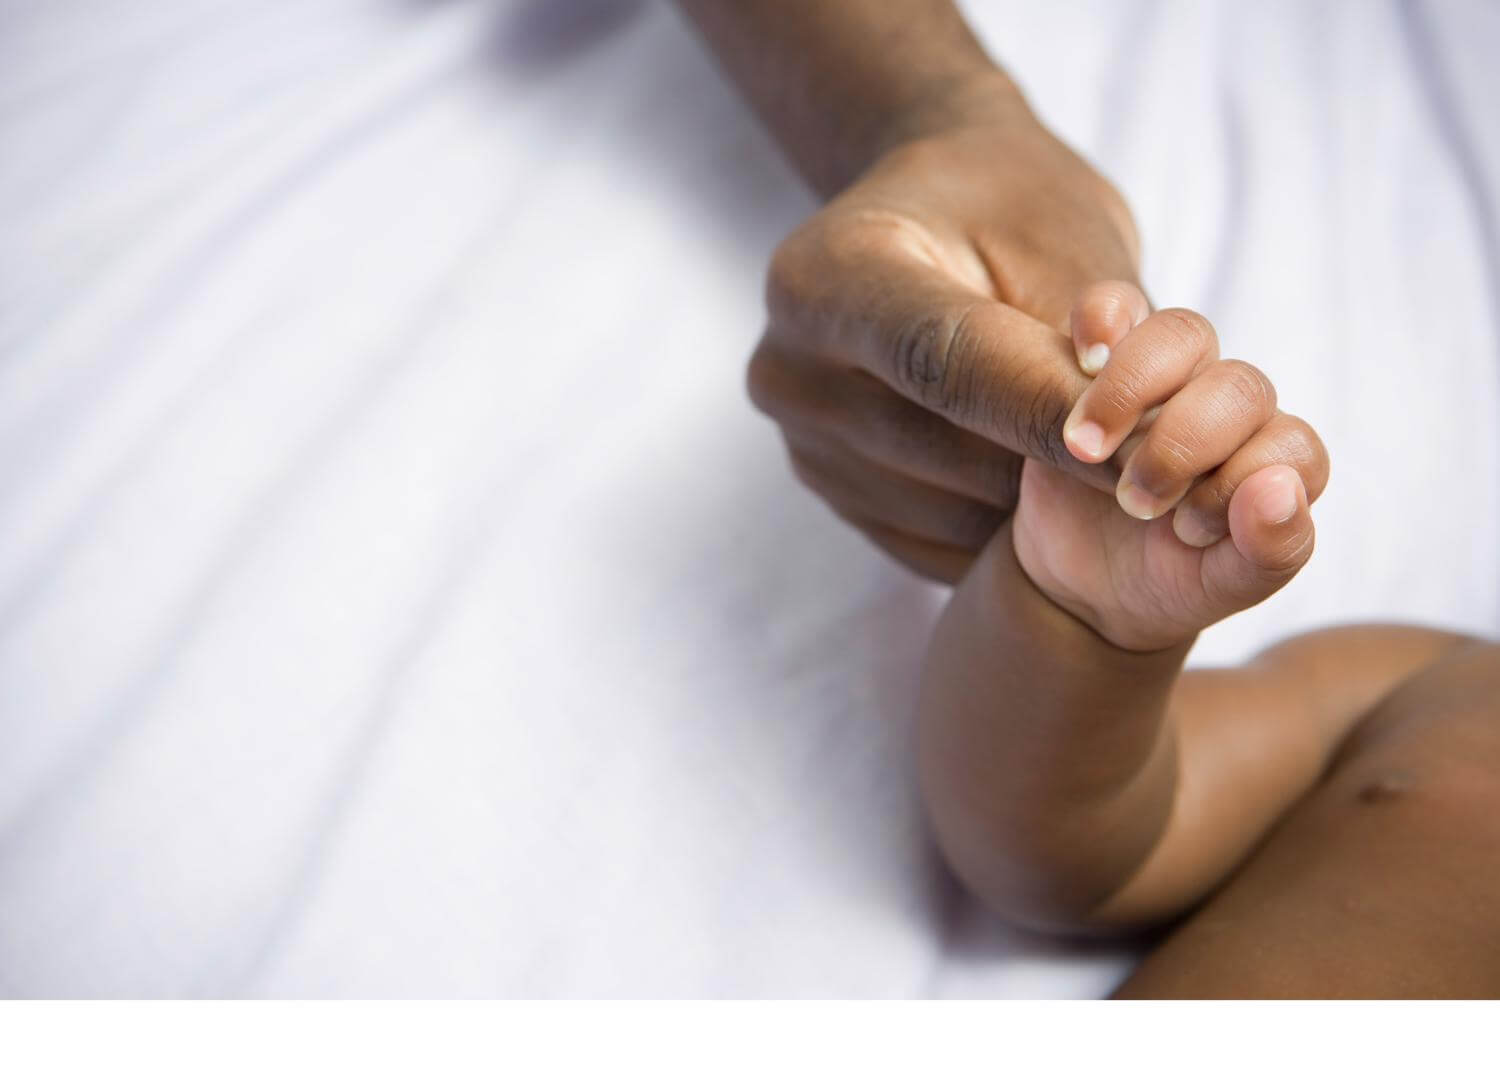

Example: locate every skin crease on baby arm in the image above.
[916,281,1488,948]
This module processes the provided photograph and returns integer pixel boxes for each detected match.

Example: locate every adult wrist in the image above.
[857,68,1038,177]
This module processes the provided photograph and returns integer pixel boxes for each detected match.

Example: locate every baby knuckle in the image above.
[1279,414,1329,469]
[1217,360,1277,420]
[1263,525,1315,573]
[1154,307,1218,359]
[1143,428,1201,480]
[1192,472,1236,514]
[1095,364,1153,418]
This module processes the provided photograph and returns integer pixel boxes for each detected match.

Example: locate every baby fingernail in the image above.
[1077,342,1110,375]
[1116,477,1165,520]
[1172,505,1220,547]
[1065,419,1106,460]
[1254,475,1298,524]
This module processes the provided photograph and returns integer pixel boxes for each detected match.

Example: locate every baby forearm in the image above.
[916,524,1190,933]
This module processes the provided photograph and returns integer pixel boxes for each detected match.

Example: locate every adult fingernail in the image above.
[1172,505,1220,547]
[1116,477,1165,520]
[1254,474,1298,524]
[1076,342,1110,375]
[1065,419,1106,460]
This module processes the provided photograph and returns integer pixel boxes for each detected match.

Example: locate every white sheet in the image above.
[0,0,1495,997]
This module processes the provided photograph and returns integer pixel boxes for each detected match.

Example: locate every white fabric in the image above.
[0,0,1495,997]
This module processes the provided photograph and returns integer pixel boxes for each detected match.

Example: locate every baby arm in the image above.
[917,287,1470,935]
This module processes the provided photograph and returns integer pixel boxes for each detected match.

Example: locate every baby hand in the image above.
[1011,283,1330,651]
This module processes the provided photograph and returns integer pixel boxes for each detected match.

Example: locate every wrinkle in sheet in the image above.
[0,180,522,852]
[0,60,468,507]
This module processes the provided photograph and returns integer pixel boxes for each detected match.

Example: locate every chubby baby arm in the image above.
[918,287,1331,934]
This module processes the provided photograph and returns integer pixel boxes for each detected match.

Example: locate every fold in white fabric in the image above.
[0,0,1495,996]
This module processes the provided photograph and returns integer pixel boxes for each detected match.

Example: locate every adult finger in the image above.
[859,521,975,585]
[766,222,1115,493]
[747,341,1024,509]
[785,434,1008,552]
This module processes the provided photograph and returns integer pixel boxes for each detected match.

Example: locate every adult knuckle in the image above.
[785,446,821,491]
[745,344,785,415]
[889,303,983,418]
[821,210,890,265]
[789,456,857,526]
[764,226,823,325]
[889,310,946,396]
[748,345,857,432]
[979,450,1025,514]
[786,446,878,532]
[787,209,896,288]
[1014,379,1073,467]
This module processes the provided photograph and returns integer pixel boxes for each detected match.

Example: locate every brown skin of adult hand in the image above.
[747,82,1143,583]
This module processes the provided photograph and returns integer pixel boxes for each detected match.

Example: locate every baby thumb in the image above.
[1198,465,1315,614]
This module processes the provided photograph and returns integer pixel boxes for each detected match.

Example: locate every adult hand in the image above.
[747,77,1145,582]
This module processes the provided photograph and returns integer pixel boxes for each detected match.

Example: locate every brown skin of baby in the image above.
[1113,638,1500,998]
[926,523,1500,996]
[917,283,1499,997]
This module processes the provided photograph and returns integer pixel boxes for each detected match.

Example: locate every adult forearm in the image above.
[916,527,1190,933]
[673,0,1031,196]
